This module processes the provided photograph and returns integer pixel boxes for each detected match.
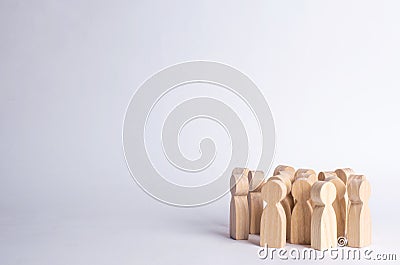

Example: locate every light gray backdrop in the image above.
[1,0,399,264]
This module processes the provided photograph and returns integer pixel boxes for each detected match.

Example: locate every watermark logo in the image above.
[258,244,397,261]
[123,61,275,207]
[337,236,348,247]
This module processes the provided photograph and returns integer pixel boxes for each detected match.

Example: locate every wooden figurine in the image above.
[311,181,337,250]
[348,174,366,182]
[347,178,371,247]
[260,179,287,248]
[230,168,249,240]
[248,170,265,234]
[295,171,318,184]
[318,171,337,181]
[347,174,368,225]
[335,168,355,185]
[291,177,313,244]
[335,168,355,235]
[268,174,293,241]
[295,169,316,180]
[325,176,346,238]
[294,171,317,206]
[273,165,295,182]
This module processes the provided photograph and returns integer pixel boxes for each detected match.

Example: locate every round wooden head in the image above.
[232,167,249,178]
[273,165,295,182]
[292,177,312,202]
[262,179,286,204]
[325,176,346,198]
[295,168,316,177]
[318,171,337,181]
[268,174,291,194]
[311,181,336,206]
[295,171,317,184]
[335,168,354,184]
[348,178,371,203]
[230,169,249,196]
[359,180,371,202]
[348,174,366,184]
[248,170,265,192]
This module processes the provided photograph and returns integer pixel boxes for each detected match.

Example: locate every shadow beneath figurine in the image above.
[248,234,261,246]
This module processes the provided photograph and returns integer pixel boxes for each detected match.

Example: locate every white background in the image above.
[1,0,400,264]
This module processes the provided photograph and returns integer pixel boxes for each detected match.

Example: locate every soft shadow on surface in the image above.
[248,234,261,246]
[211,228,231,239]
[167,214,318,249]
[197,222,261,246]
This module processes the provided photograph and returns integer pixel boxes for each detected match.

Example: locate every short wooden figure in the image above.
[260,179,287,248]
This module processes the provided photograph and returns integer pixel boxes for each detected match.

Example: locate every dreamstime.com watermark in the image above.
[258,245,397,261]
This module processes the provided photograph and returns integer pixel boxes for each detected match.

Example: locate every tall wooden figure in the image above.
[311,181,337,250]
[326,176,346,238]
[260,179,287,248]
[335,168,355,235]
[230,168,249,240]
[248,170,265,234]
[347,178,371,247]
[291,178,313,244]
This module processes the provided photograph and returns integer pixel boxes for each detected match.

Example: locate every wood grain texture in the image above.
[248,192,263,234]
[347,178,371,247]
[318,171,337,181]
[230,168,250,196]
[335,168,355,235]
[335,168,354,184]
[260,180,287,248]
[347,174,368,229]
[291,177,313,244]
[230,197,249,240]
[295,169,316,179]
[348,174,366,183]
[273,165,295,182]
[295,171,318,184]
[294,171,317,207]
[248,170,265,234]
[270,173,294,210]
[230,168,249,240]
[311,181,337,250]
[268,174,293,241]
[326,176,346,238]
[248,170,265,192]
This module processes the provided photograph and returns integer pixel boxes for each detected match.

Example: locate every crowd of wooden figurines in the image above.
[229,165,371,250]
